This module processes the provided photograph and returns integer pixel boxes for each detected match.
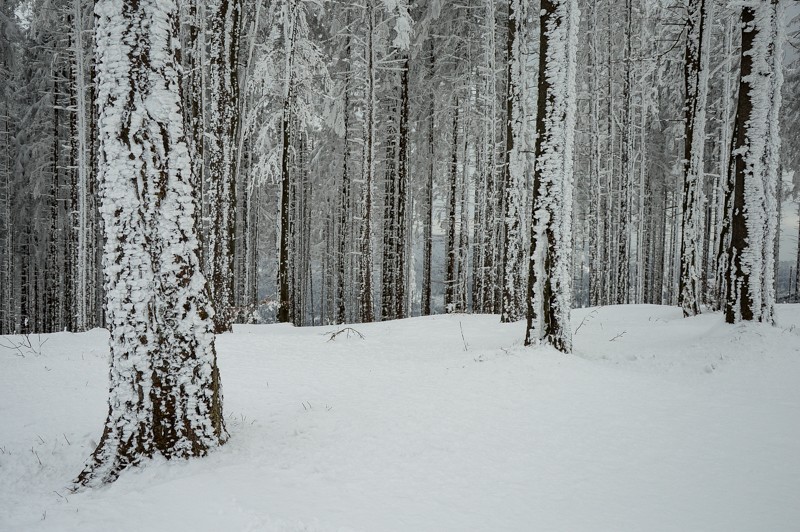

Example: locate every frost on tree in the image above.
[75,0,226,487]
[206,0,242,332]
[500,0,526,323]
[679,0,712,318]
[723,0,784,325]
[524,0,578,353]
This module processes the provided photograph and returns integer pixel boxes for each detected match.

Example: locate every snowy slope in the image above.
[1,305,799,531]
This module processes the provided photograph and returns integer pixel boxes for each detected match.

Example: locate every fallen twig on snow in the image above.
[325,327,365,342]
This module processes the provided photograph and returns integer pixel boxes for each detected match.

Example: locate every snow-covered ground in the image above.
[1,305,799,532]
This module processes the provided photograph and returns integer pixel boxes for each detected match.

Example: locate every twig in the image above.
[574,308,599,335]
[0,337,26,357]
[325,327,365,342]
[609,331,627,342]
[0,333,48,357]
[459,321,468,352]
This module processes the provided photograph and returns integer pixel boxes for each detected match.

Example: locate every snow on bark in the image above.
[206,0,242,333]
[500,0,526,323]
[679,0,712,318]
[73,0,92,332]
[724,1,784,324]
[359,0,376,323]
[524,0,578,353]
[76,0,226,488]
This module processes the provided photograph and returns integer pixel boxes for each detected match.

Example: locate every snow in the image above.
[2,305,800,531]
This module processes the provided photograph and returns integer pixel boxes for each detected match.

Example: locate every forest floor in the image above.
[1,305,799,531]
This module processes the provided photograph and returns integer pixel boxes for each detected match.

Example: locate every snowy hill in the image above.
[1,305,799,531]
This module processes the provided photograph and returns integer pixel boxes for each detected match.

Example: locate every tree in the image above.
[500,0,526,323]
[722,0,784,324]
[206,0,242,332]
[678,0,712,317]
[75,0,226,487]
[524,0,578,353]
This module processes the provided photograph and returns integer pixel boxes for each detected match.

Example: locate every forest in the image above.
[1,0,797,337]
[1,0,800,529]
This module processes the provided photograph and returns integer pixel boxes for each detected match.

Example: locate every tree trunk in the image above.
[359,2,375,323]
[500,0,523,322]
[76,0,226,488]
[524,0,578,353]
[723,1,783,324]
[207,0,242,332]
[421,43,435,316]
[679,0,711,317]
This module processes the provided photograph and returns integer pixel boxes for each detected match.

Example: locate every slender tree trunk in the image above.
[359,1,375,323]
[524,0,579,352]
[588,0,602,307]
[396,56,409,318]
[336,34,352,324]
[444,100,459,313]
[422,43,435,316]
[207,0,242,332]
[500,0,523,322]
[679,0,711,317]
[277,9,298,324]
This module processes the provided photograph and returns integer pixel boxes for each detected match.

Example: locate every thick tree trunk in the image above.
[723,2,783,324]
[76,0,226,488]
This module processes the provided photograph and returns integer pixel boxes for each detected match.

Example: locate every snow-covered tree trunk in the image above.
[72,0,94,332]
[444,101,459,313]
[615,0,634,305]
[524,0,578,353]
[421,43,435,316]
[76,0,226,488]
[277,2,298,324]
[206,0,241,332]
[395,56,409,318]
[381,82,399,321]
[711,18,736,310]
[500,0,524,323]
[678,0,711,318]
[359,0,376,323]
[471,0,499,314]
[0,98,9,334]
[336,30,352,325]
[587,0,602,307]
[723,0,784,324]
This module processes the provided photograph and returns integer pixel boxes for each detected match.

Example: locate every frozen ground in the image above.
[1,305,799,532]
